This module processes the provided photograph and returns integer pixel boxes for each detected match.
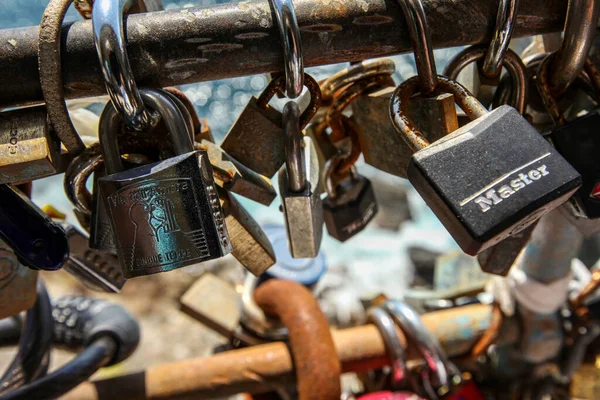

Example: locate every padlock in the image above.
[220,74,321,178]
[199,140,277,206]
[62,223,126,293]
[278,101,323,258]
[390,75,581,255]
[89,169,117,253]
[98,88,231,278]
[0,106,61,185]
[476,222,537,276]
[218,187,276,276]
[538,56,600,219]
[0,237,38,319]
[323,158,378,243]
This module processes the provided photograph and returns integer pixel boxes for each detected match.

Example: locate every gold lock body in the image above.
[0,107,61,185]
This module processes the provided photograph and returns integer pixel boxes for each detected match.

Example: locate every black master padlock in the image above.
[537,56,600,219]
[390,76,581,255]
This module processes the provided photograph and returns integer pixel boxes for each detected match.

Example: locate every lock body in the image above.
[550,110,600,218]
[0,106,61,185]
[323,175,378,242]
[89,169,117,254]
[99,151,231,278]
[408,106,581,255]
[0,238,37,319]
[220,97,284,178]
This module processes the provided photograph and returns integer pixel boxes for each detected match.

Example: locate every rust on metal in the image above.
[320,59,396,101]
[164,87,202,135]
[254,279,342,400]
[38,0,86,154]
[0,0,569,108]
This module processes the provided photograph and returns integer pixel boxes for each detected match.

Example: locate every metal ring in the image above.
[548,0,600,96]
[283,101,306,192]
[444,45,527,113]
[268,0,304,98]
[63,143,103,217]
[92,0,154,131]
[320,59,396,101]
[38,0,86,154]
[383,300,450,391]
[395,0,437,94]
[367,307,409,389]
[481,0,520,78]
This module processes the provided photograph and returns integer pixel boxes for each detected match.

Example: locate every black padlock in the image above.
[323,163,378,242]
[390,76,581,255]
[538,55,600,219]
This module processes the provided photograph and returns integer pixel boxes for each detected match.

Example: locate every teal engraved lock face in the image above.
[98,89,231,278]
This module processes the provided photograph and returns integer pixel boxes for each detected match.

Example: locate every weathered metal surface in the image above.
[0,0,568,108]
[63,304,492,400]
[255,279,341,400]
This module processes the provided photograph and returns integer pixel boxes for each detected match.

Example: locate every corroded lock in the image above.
[278,101,323,259]
[218,187,276,276]
[390,76,581,255]
[98,88,231,278]
[220,74,321,178]
[0,106,61,185]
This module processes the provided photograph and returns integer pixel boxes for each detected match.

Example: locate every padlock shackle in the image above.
[283,101,307,192]
[390,75,488,151]
[396,0,438,95]
[481,0,520,79]
[537,53,600,126]
[320,59,396,101]
[257,73,322,130]
[99,88,193,175]
[92,0,154,131]
[444,45,528,113]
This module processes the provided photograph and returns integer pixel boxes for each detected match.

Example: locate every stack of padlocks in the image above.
[3,0,600,398]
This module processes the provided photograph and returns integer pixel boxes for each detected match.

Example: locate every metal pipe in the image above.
[0,0,568,108]
[62,304,492,400]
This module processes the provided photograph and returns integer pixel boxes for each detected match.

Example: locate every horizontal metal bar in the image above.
[0,0,568,108]
[63,304,493,400]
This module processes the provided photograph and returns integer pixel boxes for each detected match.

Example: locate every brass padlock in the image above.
[220,74,321,178]
[218,188,276,276]
[0,106,61,185]
[199,140,276,206]
[0,237,38,319]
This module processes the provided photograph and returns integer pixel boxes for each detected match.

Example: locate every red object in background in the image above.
[357,392,424,400]
[444,381,485,400]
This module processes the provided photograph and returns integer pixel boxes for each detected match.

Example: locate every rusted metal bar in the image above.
[0,0,568,108]
[62,304,492,400]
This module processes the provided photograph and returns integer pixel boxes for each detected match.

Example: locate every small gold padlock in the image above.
[220,74,321,178]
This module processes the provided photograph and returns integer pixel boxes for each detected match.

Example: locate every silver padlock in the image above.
[98,89,231,278]
[278,101,323,259]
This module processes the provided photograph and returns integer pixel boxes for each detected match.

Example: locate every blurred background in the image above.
[0,0,552,385]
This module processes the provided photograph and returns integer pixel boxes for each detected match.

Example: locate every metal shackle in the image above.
[268,0,304,98]
[389,75,488,151]
[383,301,453,395]
[93,0,154,131]
[257,73,322,130]
[282,101,307,192]
[367,306,409,389]
[100,88,193,175]
[444,45,528,113]
[547,0,600,96]
[481,0,520,78]
[320,59,396,101]
[537,54,600,126]
[254,279,342,400]
[396,0,437,94]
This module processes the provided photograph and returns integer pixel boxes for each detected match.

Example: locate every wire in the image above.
[0,337,117,400]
